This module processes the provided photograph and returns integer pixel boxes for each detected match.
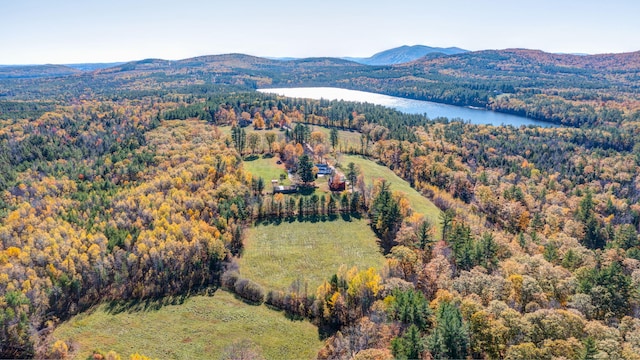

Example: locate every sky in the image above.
[1,0,639,65]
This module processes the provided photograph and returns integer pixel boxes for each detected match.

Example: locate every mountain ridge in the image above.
[344,44,468,65]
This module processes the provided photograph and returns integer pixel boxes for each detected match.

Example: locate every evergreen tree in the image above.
[346,162,359,192]
[391,324,425,360]
[293,123,310,144]
[582,336,598,360]
[439,209,454,241]
[428,301,469,360]
[530,212,543,232]
[330,128,339,151]
[370,181,402,252]
[577,191,604,249]
[417,220,434,251]
[297,154,315,186]
[577,261,631,319]
[231,125,246,155]
[387,289,432,330]
[450,222,474,271]
[350,191,360,214]
[327,195,337,216]
[475,232,499,271]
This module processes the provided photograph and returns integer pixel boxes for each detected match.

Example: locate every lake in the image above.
[258,87,556,127]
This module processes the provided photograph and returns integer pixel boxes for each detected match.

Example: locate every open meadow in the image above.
[238,218,386,292]
[51,290,323,360]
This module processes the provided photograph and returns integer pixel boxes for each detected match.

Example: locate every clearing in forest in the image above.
[51,290,323,360]
[243,155,292,186]
[238,218,386,292]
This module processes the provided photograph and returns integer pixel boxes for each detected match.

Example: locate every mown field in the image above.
[51,290,323,360]
[243,155,292,186]
[341,154,442,237]
[238,218,386,292]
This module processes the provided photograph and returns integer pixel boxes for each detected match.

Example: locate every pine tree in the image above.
[346,162,358,192]
[428,301,469,360]
[582,336,597,360]
[370,181,402,252]
[231,125,246,155]
[330,128,339,151]
[297,154,315,186]
[391,324,425,360]
[577,191,604,249]
[417,220,434,252]
[475,232,499,271]
[440,209,454,241]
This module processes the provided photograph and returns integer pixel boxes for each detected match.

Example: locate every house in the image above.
[329,174,346,191]
[315,163,333,177]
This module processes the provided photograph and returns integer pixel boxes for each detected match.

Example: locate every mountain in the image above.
[96,54,361,76]
[64,62,126,71]
[345,45,468,65]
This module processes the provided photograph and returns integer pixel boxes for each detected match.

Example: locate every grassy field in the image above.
[341,154,442,237]
[239,218,386,292]
[243,155,291,186]
[52,290,323,360]
[308,125,363,153]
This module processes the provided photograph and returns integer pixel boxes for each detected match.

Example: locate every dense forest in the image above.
[1,49,640,359]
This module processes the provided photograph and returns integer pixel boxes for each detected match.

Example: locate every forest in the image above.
[0,49,639,359]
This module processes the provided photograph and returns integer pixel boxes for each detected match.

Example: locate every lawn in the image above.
[243,155,291,186]
[341,154,443,237]
[51,290,323,360]
[238,218,386,292]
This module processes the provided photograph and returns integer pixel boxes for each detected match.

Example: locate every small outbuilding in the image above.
[273,185,298,194]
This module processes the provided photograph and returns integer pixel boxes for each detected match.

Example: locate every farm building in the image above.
[329,174,346,191]
[273,185,298,194]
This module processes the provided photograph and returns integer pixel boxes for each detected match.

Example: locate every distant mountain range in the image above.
[343,45,468,65]
[0,62,124,79]
[268,45,469,65]
[64,62,126,71]
[1,46,638,127]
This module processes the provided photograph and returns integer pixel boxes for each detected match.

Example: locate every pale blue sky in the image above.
[1,0,639,64]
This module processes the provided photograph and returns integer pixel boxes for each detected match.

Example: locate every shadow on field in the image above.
[104,286,219,314]
[254,212,361,226]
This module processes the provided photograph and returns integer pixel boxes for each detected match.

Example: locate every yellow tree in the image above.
[253,113,265,129]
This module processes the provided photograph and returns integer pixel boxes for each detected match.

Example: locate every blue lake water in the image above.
[258,87,556,127]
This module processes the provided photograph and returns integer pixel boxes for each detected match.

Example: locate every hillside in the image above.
[407,48,640,83]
